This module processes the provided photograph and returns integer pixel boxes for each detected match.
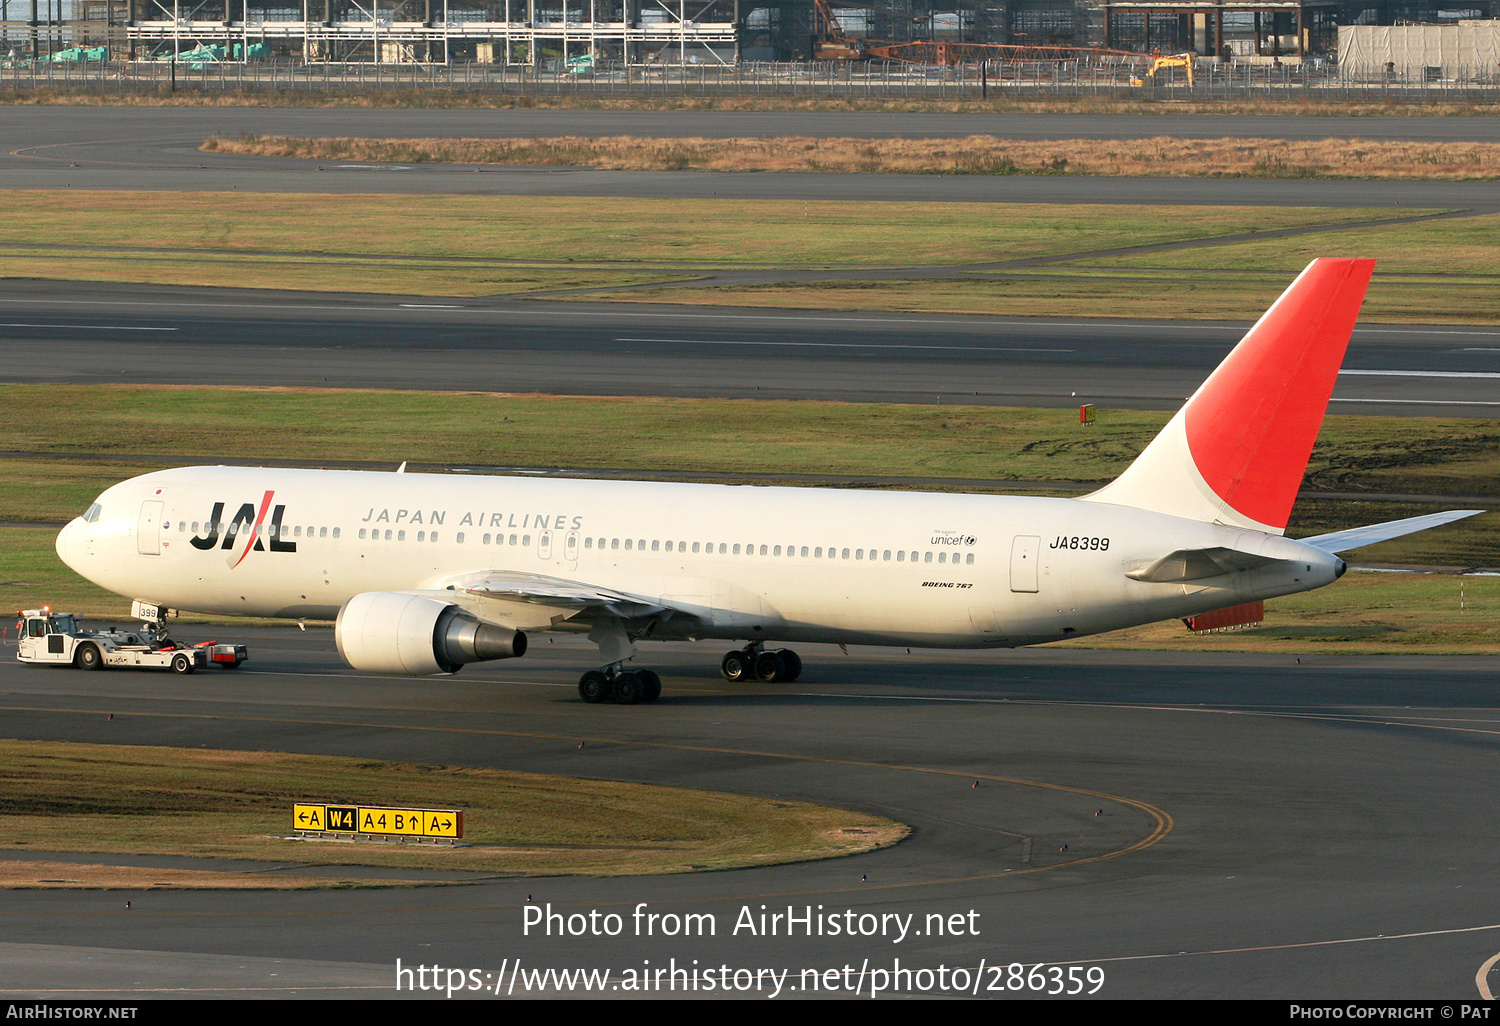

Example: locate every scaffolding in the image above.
[122,0,737,64]
[5,0,1498,65]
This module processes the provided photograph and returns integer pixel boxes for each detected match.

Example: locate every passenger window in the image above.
[585,537,593,549]
[897,551,905,562]
[384,530,392,540]
[718,543,726,554]
[924,551,932,563]
[431,533,438,542]
[417,531,425,542]
[733,544,741,555]
[800,546,808,557]
[773,545,782,556]
[966,553,974,565]
[841,548,850,559]
[883,550,891,561]
[759,545,767,556]
[332,528,340,539]
[398,530,406,541]
[815,547,823,558]
[457,532,465,543]
[938,552,946,563]
[625,539,633,550]
[692,542,700,553]
[652,540,659,552]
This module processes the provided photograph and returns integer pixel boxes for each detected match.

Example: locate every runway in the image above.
[1,280,1496,414]
[0,629,1497,998]
[4,107,1500,207]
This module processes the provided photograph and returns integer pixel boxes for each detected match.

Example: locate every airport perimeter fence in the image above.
[4,55,1500,102]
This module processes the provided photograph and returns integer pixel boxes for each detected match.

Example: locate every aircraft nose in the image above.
[55,519,80,572]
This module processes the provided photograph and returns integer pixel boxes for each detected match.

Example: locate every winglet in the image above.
[1083,258,1376,533]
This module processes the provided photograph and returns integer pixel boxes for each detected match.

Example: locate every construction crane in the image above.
[812,0,865,59]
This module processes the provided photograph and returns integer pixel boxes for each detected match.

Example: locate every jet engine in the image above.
[335,592,526,675]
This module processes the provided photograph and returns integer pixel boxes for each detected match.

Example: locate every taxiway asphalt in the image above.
[1,280,1495,414]
[0,629,1497,999]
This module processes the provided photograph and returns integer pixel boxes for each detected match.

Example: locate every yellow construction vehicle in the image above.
[1130,52,1195,87]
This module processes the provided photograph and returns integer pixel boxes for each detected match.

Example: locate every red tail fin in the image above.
[1084,258,1376,533]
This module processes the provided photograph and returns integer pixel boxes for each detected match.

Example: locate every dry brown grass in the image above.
[206,132,1500,179]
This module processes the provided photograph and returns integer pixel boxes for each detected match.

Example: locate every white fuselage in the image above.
[56,465,1344,649]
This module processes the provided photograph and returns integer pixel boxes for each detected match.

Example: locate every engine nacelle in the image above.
[335,592,526,676]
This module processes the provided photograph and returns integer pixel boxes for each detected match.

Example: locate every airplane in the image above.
[53,258,1482,705]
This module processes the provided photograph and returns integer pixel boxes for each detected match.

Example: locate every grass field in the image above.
[208,133,1500,180]
[1056,570,1500,653]
[0,192,1396,270]
[606,270,1500,323]
[4,385,1496,501]
[0,740,905,886]
[1,190,1489,321]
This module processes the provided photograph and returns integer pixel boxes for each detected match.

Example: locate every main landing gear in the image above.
[721,645,802,684]
[578,666,662,705]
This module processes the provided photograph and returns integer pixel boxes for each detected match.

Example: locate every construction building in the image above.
[2,0,1498,63]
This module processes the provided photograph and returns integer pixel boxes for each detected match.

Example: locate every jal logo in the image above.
[190,491,296,567]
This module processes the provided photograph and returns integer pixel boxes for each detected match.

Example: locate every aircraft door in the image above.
[137,501,164,555]
[1009,535,1040,593]
[564,530,579,568]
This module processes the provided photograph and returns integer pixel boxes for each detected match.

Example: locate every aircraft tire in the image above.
[753,651,785,683]
[611,671,645,705]
[721,650,752,682]
[76,643,103,671]
[578,670,609,704]
[777,649,802,682]
[638,669,662,703]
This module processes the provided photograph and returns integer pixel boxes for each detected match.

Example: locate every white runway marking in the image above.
[616,337,1073,353]
[1331,398,1500,406]
[0,323,177,331]
[1339,369,1500,379]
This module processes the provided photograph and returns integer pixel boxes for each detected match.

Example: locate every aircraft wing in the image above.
[459,570,670,620]
[1298,510,1486,554]
[410,570,683,633]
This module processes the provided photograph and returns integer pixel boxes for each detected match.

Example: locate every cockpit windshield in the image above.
[83,503,102,523]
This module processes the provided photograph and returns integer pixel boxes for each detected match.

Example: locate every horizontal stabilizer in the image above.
[1127,546,1283,583]
[1300,510,1486,554]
